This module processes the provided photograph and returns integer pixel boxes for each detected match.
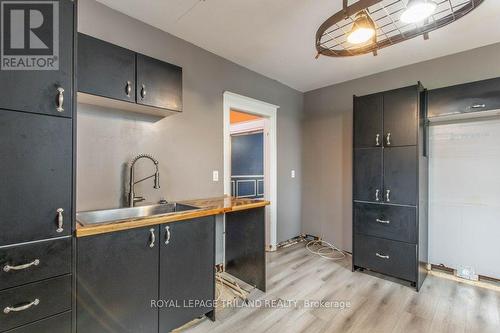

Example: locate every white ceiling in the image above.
[96,0,500,92]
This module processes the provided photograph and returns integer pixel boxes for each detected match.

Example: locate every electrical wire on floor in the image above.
[215,266,251,305]
[306,239,346,261]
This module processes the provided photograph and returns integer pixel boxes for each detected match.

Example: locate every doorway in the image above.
[230,110,265,199]
[223,92,278,251]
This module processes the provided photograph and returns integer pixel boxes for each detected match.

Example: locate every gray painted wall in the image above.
[302,42,500,252]
[77,0,303,243]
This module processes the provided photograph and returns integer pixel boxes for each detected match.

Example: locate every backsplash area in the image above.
[76,103,222,211]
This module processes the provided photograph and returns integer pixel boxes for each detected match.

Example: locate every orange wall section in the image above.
[230,110,261,124]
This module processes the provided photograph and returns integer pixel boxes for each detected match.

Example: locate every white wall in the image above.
[429,117,500,279]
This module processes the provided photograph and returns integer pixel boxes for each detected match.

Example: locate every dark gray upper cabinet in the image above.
[383,86,418,147]
[77,226,159,333]
[0,0,74,118]
[159,217,215,332]
[0,110,72,246]
[78,33,135,102]
[353,148,383,203]
[428,77,500,118]
[136,53,183,112]
[77,35,183,116]
[353,93,383,148]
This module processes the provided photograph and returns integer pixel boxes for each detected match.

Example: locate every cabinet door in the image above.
[77,227,159,333]
[136,53,182,112]
[383,86,418,147]
[354,93,383,148]
[0,110,72,246]
[159,217,215,332]
[0,0,73,118]
[353,148,383,202]
[78,33,136,102]
[383,146,417,206]
[225,208,266,292]
[428,77,500,117]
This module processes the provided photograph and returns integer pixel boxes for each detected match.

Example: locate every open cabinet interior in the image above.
[429,114,500,279]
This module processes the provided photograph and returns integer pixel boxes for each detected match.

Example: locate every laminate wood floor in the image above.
[182,243,500,333]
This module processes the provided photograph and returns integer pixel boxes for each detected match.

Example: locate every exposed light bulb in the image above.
[347,28,375,44]
[347,11,376,45]
[401,0,437,23]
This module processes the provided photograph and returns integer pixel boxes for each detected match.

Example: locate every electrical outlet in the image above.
[212,170,219,182]
[456,266,479,281]
[291,170,296,178]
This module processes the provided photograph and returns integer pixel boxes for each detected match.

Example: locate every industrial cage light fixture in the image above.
[315,0,484,57]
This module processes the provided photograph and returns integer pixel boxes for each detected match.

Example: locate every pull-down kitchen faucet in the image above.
[128,154,160,207]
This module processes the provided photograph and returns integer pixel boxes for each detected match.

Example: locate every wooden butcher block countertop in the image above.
[75,196,270,237]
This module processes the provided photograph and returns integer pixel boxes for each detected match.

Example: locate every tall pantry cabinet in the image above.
[352,83,429,291]
[0,0,75,331]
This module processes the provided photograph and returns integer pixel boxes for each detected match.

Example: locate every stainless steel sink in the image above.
[76,203,200,226]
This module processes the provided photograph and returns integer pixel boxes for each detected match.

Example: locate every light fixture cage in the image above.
[316,0,484,57]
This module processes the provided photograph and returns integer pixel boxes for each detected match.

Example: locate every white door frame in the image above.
[223,91,278,250]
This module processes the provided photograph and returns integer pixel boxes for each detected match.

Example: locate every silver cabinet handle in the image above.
[56,87,64,112]
[165,226,171,245]
[375,189,380,202]
[385,189,391,202]
[3,259,40,272]
[375,134,380,146]
[376,219,390,224]
[386,132,391,146]
[56,208,64,233]
[140,84,146,99]
[149,228,156,248]
[376,253,390,259]
[471,104,486,109]
[125,81,132,97]
[4,299,40,314]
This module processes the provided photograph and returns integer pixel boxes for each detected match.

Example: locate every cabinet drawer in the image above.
[354,203,417,243]
[4,311,71,333]
[0,238,71,290]
[354,234,416,282]
[0,275,71,332]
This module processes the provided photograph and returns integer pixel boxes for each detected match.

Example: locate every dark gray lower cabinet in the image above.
[77,217,216,333]
[225,208,266,292]
[159,217,215,332]
[77,226,159,333]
